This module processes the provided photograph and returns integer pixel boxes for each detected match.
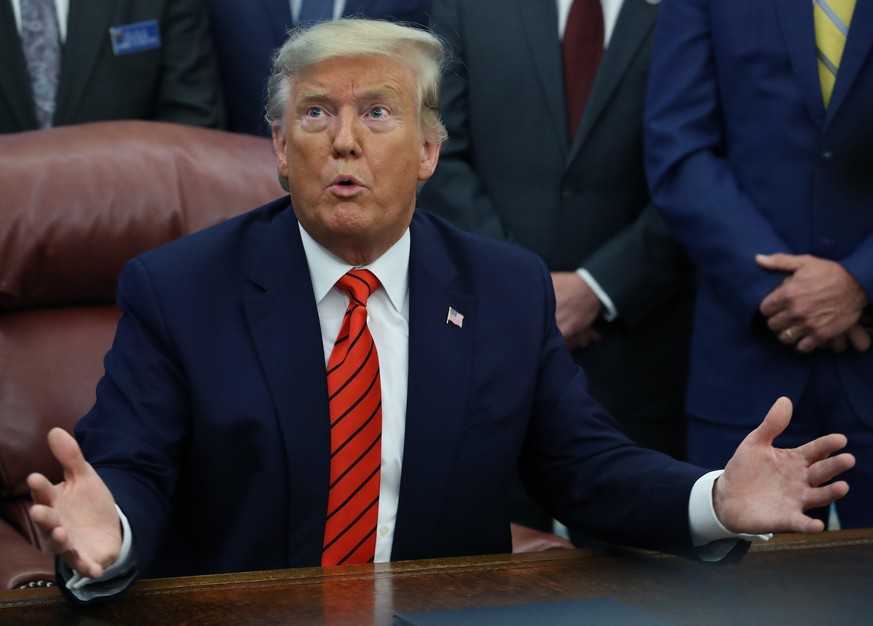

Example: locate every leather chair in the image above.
[0,121,283,590]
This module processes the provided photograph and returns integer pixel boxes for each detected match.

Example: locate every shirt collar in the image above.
[298,221,410,314]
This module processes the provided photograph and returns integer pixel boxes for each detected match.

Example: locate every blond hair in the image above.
[265,18,448,145]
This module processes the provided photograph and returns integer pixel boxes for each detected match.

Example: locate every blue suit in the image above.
[645,0,873,523]
[75,199,707,580]
[204,1,432,135]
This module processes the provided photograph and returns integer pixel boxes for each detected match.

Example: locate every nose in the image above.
[331,109,361,158]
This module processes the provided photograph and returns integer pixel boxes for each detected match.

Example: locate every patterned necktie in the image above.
[814,0,856,107]
[562,0,604,139]
[299,0,334,24]
[322,269,382,566]
[20,0,62,129]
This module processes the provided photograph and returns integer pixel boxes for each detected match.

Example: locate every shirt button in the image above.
[379,525,390,537]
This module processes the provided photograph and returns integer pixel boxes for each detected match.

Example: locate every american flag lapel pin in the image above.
[446,306,464,328]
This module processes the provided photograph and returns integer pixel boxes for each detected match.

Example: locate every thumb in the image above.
[47,428,90,481]
[755,253,803,272]
[748,397,793,446]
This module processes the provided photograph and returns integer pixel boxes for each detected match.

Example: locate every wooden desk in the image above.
[2,529,872,625]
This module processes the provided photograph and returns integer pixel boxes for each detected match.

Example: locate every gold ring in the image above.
[784,328,794,341]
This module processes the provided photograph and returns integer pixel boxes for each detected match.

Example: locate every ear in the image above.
[272,125,289,180]
[417,139,440,182]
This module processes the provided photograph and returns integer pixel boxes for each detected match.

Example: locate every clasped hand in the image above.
[757,253,870,353]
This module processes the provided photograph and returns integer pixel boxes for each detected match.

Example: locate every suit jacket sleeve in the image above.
[418,0,516,242]
[519,258,705,556]
[644,0,787,326]
[152,0,225,128]
[76,257,190,574]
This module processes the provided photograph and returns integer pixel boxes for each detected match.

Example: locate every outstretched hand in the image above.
[27,428,122,580]
[713,397,854,535]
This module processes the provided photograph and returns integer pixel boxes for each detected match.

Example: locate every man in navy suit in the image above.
[645,0,873,526]
[204,0,432,135]
[27,19,854,605]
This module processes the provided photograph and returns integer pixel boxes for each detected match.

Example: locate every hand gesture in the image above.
[713,397,855,535]
[27,428,122,579]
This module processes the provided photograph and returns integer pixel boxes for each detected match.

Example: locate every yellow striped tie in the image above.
[814,0,857,107]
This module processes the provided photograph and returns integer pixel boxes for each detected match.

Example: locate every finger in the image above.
[796,335,821,353]
[759,290,786,318]
[808,453,856,487]
[755,253,804,272]
[803,481,850,512]
[796,433,850,465]
[47,428,90,482]
[785,512,826,534]
[29,503,63,539]
[765,309,792,331]
[747,397,792,446]
[27,472,58,506]
[778,327,797,345]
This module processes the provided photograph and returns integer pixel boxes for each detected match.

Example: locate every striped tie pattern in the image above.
[322,270,382,566]
[814,0,856,106]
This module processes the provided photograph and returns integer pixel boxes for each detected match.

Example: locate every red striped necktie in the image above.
[322,269,382,566]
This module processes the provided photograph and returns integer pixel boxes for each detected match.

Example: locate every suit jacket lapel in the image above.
[244,201,331,567]
[569,0,657,163]
[55,0,115,125]
[514,0,568,151]
[392,213,474,559]
[826,0,873,121]
[772,0,827,126]
[0,1,36,130]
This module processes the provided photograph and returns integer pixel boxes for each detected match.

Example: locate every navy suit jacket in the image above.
[646,0,873,429]
[204,0,432,135]
[0,0,224,133]
[76,198,705,579]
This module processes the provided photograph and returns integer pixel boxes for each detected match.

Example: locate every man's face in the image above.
[273,54,440,265]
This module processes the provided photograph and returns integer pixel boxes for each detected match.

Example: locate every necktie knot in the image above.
[336,269,380,309]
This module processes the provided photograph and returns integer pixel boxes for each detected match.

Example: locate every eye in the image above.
[306,107,324,118]
[368,106,390,119]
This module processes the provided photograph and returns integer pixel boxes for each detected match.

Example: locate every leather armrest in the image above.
[0,518,54,590]
[510,523,575,553]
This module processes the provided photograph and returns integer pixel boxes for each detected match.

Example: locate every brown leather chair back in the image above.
[0,121,283,589]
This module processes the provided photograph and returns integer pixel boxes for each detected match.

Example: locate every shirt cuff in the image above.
[689,470,771,561]
[576,268,617,321]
